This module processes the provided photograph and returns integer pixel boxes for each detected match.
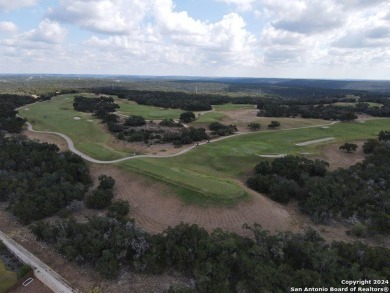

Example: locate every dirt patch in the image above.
[106,137,196,156]
[87,164,294,237]
[23,130,68,152]
[222,109,259,121]
[316,141,366,170]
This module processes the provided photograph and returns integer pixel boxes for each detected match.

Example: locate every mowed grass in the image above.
[18,94,128,160]
[193,111,228,123]
[212,103,256,111]
[116,99,183,120]
[0,259,17,293]
[235,117,332,130]
[334,102,383,107]
[118,160,248,206]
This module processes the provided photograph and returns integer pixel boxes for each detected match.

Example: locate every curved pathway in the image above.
[26,121,339,164]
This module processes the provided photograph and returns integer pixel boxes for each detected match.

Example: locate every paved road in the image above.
[0,231,75,293]
[26,121,338,164]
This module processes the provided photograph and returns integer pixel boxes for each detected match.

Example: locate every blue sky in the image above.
[0,0,389,79]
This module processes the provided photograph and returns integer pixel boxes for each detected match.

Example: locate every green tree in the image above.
[267,121,280,129]
[107,200,130,220]
[85,189,113,209]
[96,250,119,279]
[98,175,115,190]
[378,130,390,141]
[341,111,358,121]
[339,143,358,153]
[179,111,196,123]
[362,139,381,154]
[248,122,261,131]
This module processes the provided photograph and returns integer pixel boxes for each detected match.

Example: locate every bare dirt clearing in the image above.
[23,130,68,151]
[316,141,366,170]
[87,164,294,237]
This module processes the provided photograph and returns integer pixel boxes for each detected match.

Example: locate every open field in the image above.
[0,259,17,293]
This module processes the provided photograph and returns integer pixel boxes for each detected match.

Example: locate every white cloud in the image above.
[23,19,66,44]
[0,21,18,33]
[216,0,256,11]
[0,0,39,11]
[2,0,390,78]
[48,0,152,35]
[261,0,344,34]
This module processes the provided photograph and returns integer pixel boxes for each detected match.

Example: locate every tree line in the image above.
[247,132,390,236]
[96,88,271,111]
[257,98,390,120]
[0,94,36,133]
[31,217,390,292]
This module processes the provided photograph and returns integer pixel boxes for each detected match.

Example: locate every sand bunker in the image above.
[87,119,93,122]
[73,117,81,120]
[321,126,329,129]
[296,137,335,146]
[259,154,287,158]
[24,108,29,111]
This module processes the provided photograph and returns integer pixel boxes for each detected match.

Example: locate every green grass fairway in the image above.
[116,99,183,120]
[118,160,248,205]
[119,118,390,204]
[0,259,17,293]
[193,111,228,124]
[212,104,256,111]
[18,95,128,160]
[334,102,383,107]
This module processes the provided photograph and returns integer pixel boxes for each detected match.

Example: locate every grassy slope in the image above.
[116,99,183,120]
[0,260,17,293]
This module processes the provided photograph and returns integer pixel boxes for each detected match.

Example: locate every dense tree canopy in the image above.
[208,122,237,136]
[0,94,35,133]
[31,219,390,291]
[248,134,390,235]
[0,135,91,223]
[73,95,119,113]
[339,143,358,153]
[179,111,196,123]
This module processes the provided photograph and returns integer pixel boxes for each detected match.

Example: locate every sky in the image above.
[0,0,389,79]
